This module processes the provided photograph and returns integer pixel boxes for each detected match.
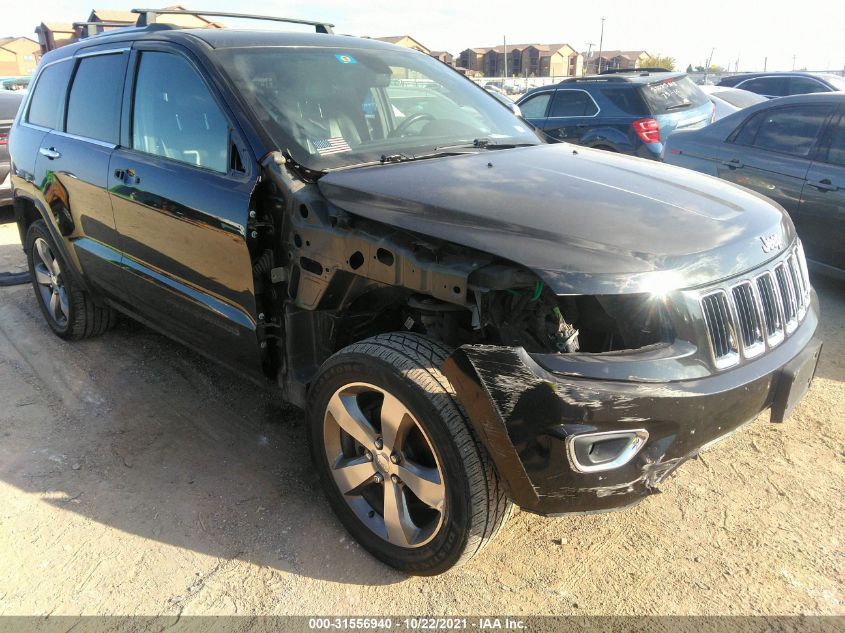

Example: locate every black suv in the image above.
[9,11,822,575]
[718,72,845,98]
[516,72,713,159]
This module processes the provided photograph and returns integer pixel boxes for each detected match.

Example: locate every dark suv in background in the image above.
[1,91,25,207]
[516,72,713,159]
[718,72,845,98]
[9,11,821,575]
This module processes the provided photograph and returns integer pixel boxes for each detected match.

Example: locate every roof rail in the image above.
[73,20,135,39]
[131,8,335,34]
[561,75,630,83]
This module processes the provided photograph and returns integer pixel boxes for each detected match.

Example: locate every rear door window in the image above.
[746,105,831,157]
[132,51,230,173]
[738,76,790,97]
[519,92,552,118]
[26,61,72,129]
[788,76,830,95]
[549,90,598,117]
[640,76,709,114]
[66,53,127,144]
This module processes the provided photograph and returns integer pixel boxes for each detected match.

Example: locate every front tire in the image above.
[25,220,115,340]
[307,333,511,575]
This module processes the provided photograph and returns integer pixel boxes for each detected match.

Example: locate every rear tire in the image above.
[25,220,116,340]
[307,333,511,575]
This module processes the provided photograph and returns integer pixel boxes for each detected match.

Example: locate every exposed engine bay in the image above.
[251,154,674,403]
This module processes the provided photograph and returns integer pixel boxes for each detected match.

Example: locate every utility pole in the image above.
[703,47,715,83]
[503,35,508,79]
[763,56,767,71]
[597,17,605,74]
[792,54,796,70]
[585,43,595,76]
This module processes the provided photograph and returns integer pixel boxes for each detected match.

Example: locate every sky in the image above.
[6,0,845,73]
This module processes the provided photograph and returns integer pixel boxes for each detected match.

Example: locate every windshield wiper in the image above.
[665,102,692,111]
[380,153,415,164]
[436,139,537,151]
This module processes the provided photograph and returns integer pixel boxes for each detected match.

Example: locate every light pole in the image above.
[503,36,508,79]
[584,42,595,77]
[597,17,605,74]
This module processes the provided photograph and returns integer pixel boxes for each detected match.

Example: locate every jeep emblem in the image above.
[760,233,784,253]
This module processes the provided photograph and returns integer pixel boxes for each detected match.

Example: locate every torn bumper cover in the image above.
[442,299,821,516]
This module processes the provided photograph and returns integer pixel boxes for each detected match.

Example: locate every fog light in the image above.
[566,429,649,473]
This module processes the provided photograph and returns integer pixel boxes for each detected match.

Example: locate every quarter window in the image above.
[519,93,551,119]
[26,61,72,129]
[132,51,229,173]
[66,53,126,144]
[823,116,845,167]
[549,90,598,117]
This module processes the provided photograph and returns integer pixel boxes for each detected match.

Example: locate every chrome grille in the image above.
[755,272,785,347]
[731,282,764,358]
[701,291,739,368]
[700,242,810,370]
[774,263,798,332]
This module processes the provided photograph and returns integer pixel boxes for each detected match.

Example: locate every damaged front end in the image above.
[441,280,820,515]
[258,149,821,517]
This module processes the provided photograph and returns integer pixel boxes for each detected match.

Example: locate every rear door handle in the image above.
[721,158,743,169]
[38,147,61,160]
[809,178,839,192]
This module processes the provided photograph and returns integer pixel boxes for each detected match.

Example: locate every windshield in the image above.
[216,46,540,170]
[640,76,710,114]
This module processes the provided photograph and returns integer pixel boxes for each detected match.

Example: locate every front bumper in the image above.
[442,295,821,516]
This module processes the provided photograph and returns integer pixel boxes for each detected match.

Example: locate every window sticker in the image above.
[313,137,351,155]
[335,54,357,64]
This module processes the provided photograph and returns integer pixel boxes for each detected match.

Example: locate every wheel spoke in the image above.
[327,393,378,448]
[56,288,69,321]
[383,481,415,547]
[332,456,376,494]
[397,460,445,511]
[380,392,414,452]
[33,263,52,286]
[35,239,53,272]
[49,289,60,321]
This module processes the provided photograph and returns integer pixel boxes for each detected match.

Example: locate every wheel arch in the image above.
[14,193,91,293]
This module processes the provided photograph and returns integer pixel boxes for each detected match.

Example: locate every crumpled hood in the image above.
[318,143,795,294]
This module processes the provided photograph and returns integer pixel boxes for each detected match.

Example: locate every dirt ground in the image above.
[0,218,843,617]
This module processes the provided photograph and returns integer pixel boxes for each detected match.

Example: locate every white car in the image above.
[698,84,767,120]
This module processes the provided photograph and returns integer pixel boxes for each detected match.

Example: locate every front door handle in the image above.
[721,158,743,169]
[809,178,839,192]
[38,147,61,160]
[114,168,141,185]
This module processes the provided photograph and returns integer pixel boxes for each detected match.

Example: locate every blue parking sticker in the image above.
[335,54,357,64]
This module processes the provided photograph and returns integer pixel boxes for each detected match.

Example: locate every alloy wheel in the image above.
[323,382,446,548]
[32,237,69,327]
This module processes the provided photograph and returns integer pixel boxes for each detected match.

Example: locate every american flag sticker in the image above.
[313,137,352,155]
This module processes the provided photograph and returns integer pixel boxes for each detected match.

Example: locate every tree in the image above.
[640,55,676,70]
[686,64,694,73]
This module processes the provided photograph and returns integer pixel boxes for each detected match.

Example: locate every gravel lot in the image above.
[0,218,843,617]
